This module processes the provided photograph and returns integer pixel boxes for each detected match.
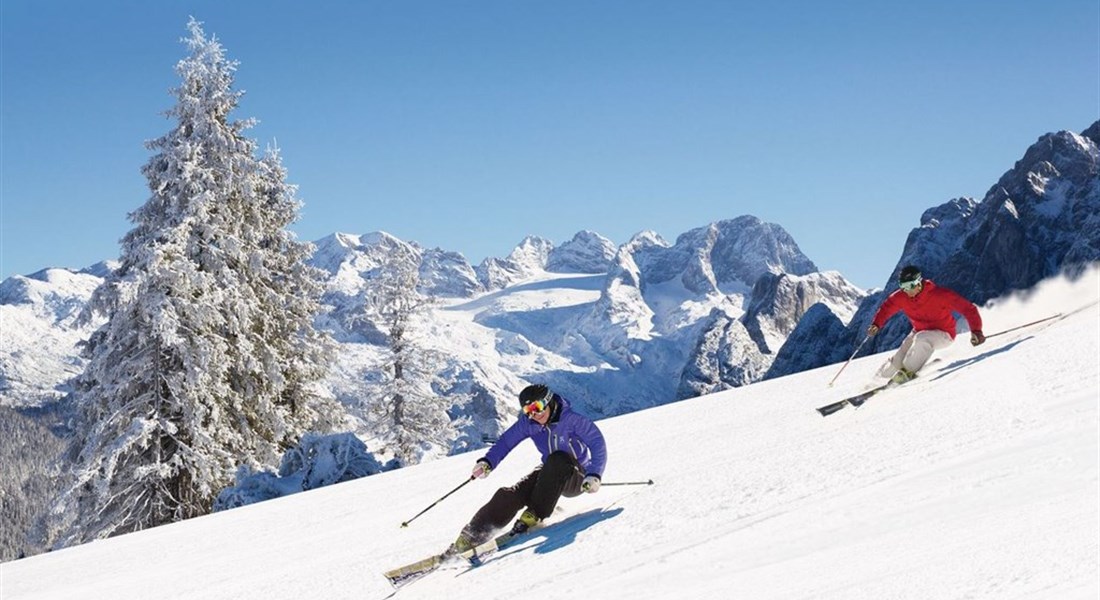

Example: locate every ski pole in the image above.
[400,476,474,528]
[570,464,654,487]
[827,334,870,387]
[985,313,1062,339]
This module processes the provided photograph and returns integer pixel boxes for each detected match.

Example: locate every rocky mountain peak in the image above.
[476,236,554,290]
[546,231,616,273]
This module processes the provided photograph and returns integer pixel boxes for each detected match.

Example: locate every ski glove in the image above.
[472,459,492,479]
[970,330,986,346]
[581,474,601,494]
[866,324,880,337]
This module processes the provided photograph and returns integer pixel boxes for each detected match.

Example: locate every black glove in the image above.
[867,324,880,337]
[970,330,985,346]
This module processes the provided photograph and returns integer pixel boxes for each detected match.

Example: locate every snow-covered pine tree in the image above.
[38,19,340,549]
[245,146,340,432]
[363,244,454,466]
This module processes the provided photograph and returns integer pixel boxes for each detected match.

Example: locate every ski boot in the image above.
[445,526,488,557]
[510,509,541,535]
[891,367,916,385]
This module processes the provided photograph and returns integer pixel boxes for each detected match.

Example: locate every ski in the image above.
[817,357,947,417]
[461,524,541,565]
[383,524,543,588]
[382,553,448,588]
[816,381,892,417]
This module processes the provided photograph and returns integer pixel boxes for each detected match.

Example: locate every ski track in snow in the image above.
[2,268,1098,600]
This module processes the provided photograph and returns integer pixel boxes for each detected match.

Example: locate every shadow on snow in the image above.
[931,337,1032,382]
[478,507,625,566]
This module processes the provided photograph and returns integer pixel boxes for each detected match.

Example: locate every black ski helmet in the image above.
[519,384,552,408]
[899,265,922,284]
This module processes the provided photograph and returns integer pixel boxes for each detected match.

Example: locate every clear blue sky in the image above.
[2,1,1097,290]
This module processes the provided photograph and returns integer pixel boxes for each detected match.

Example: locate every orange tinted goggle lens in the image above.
[523,399,548,416]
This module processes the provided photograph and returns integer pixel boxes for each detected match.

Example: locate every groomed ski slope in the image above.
[3,267,1098,600]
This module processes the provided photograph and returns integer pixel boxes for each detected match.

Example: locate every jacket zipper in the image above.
[544,420,581,464]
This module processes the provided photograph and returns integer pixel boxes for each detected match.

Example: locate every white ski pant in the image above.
[877,329,954,377]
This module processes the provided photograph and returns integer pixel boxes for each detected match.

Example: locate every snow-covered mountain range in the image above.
[0,215,862,436]
[283,214,864,445]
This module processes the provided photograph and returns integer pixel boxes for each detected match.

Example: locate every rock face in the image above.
[546,231,617,274]
[764,303,852,381]
[742,271,865,354]
[577,217,824,359]
[676,309,765,398]
[678,271,865,398]
[630,216,818,293]
[941,123,1099,304]
[476,236,555,290]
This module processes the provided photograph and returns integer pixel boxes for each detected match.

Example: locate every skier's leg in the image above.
[460,467,540,542]
[526,451,583,519]
[877,331,916,378]
[560,467,586,499]
[902,330,954,373]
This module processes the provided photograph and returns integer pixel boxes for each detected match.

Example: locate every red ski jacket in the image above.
[872,279,982,339]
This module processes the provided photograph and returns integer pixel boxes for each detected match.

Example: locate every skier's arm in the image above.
[872,292,903,329]
[944,287,983,333]
[482,419,529,469]
[576,417,607,478]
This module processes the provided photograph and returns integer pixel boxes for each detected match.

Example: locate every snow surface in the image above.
[2,268,1098,600]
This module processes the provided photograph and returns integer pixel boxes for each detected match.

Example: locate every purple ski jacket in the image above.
[481,395,607,478]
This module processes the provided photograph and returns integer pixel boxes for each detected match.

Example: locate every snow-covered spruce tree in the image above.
[363,245,454,466]
[38,19,340,549]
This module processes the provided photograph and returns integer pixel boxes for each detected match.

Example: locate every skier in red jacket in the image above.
[867,265,985,384]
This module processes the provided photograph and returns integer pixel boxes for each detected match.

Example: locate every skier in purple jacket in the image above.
[448,384,607,554]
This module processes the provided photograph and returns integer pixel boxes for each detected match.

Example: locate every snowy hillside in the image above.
[0,267,107,407]
[4,267,1096,600]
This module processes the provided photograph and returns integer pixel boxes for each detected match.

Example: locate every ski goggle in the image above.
[899,276,922,291]
[522,398,550,416]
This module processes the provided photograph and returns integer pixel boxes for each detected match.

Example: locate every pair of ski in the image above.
[818,357,946,416]
[383,523,541,589]
[815,380,895,416]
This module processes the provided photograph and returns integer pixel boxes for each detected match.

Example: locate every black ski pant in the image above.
[463,451,584,539]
